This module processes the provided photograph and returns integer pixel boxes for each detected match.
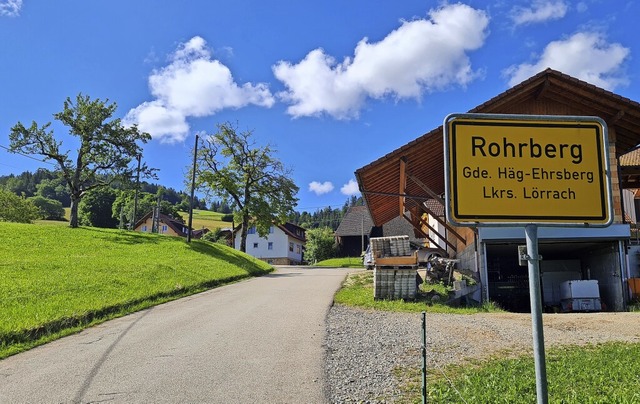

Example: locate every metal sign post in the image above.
[525,224,548,404]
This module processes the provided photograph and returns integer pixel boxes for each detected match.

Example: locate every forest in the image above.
[0,168,363,230]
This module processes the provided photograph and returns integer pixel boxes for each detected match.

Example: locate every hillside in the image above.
[179,209,232,231]
[0,222,272,358]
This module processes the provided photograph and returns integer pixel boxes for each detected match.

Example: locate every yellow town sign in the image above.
[444,114,612,226]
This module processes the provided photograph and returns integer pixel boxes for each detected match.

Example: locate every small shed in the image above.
[334,206,380,256]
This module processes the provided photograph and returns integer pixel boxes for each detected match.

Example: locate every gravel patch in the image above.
[324,304,640,403]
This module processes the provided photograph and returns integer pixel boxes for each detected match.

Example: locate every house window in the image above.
[296,244,301,254]
[253,242,259,249]
[248,226,256,234]
[269,226,274,233]
[142,225,147,232]
[268,242,273,250]
[289,242,294,252]
[162,225,168,232]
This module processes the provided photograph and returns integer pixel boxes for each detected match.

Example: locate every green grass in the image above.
[334,271,499,314]
[0,221,272,358]
[179,209,230,231]
[61,208,229,230]
[395,342,640,403]
[315,257,364,268]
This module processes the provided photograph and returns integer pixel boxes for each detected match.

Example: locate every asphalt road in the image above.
[0,266,350,403]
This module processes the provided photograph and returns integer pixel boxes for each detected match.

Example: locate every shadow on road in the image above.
[73,307,154,402]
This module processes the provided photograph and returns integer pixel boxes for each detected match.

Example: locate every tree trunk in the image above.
[69,195,80,228]
[239,217,249,253]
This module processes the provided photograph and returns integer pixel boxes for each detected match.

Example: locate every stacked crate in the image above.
[371,236,417,300]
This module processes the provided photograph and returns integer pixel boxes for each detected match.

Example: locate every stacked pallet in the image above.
[374,267,417,300]
[370,235,417,300]
[370,235,411,258]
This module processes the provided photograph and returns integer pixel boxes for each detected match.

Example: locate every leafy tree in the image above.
[112,190,183,228]
[304,227,337,264]
[202,227,224,243]
[79,186,118,228]
[0,188,39,223]
[0,168,58,198]
[27,195,65,220]
[36,177,71,207]
[9,94,153,228]
[289,196,364,230]
[194,122,299,252]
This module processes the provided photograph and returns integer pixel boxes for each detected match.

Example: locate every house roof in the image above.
[355,68,640,226]
[335,205,375,237]
[134,211,206,238]
[232,222,306,243]
[280,222,307,242]
[381,216,422,242]
[619,148,640,188]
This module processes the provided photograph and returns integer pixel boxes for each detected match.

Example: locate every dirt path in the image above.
[431,311,640,364]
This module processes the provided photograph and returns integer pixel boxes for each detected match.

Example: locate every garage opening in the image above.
[485,241,623,313]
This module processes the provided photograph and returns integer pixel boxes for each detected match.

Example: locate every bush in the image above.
[202,227,223,242]
[0,188,39,223]
[27,195,65,220]
[304,227,337,264]
[221,214,234,222]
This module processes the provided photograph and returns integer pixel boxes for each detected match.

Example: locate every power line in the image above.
[0,144,56,166]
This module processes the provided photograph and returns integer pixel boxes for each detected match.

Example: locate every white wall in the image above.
[623,189,636,223]
[428,215,447,250]
[234,226,304,262]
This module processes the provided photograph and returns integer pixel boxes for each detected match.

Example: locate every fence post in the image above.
[422,311,427,403]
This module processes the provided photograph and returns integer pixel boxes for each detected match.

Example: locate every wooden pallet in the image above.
[374,253,417,266]
[375,265,418,270]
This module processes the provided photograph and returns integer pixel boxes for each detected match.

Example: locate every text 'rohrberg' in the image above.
[471,136,583,164]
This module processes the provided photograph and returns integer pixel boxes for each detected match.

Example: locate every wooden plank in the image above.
[375,253,418,266]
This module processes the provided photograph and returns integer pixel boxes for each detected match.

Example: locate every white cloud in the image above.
[124,101,189,144]
[341,179,360,196]
[0,0,22,17]
[309,181,334,195]
[504,32,630,90]
[511,1,568,26]
[125,36,275,143]
[273,3,489,119]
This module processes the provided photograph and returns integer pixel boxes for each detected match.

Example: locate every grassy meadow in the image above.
[314,257,364,268]
[179,209,231,231]
[61,207,231,231]
[0,221,271,358]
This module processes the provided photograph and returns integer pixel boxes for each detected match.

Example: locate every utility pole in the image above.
[132,154,141,229]
[155,192,161,233]
[187,134,199,242]
[361,211,365,253]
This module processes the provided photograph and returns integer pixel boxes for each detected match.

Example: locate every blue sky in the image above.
[1,0,639,212]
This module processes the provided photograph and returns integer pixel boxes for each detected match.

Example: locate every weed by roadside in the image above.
[334,271,501,314]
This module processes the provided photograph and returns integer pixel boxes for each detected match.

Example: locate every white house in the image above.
[234,223,306,265]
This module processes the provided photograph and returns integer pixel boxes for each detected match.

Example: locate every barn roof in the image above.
[355,68,640,226]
